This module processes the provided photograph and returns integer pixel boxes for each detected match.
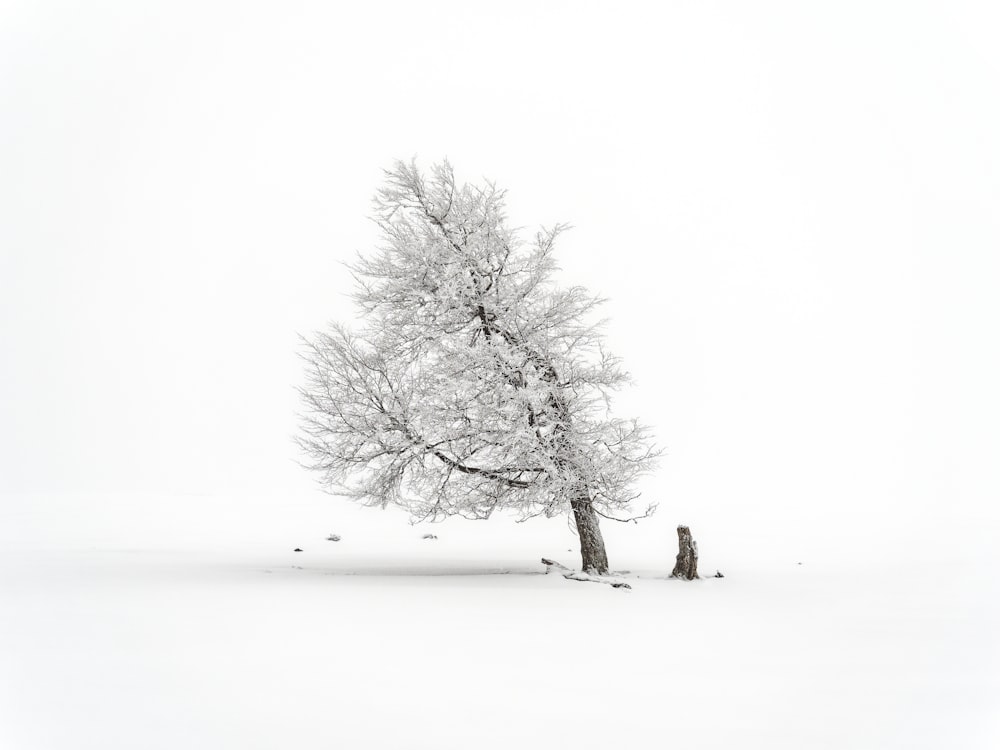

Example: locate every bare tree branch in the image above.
[298,161,660,573]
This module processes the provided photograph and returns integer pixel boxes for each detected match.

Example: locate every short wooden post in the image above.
[670,525,699,580]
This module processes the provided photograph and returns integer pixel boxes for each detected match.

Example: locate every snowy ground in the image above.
[1,493,997,749]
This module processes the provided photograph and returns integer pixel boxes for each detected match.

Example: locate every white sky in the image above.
[2,1,998,554]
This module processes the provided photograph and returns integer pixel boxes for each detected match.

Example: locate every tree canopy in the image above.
[298,160,658,573]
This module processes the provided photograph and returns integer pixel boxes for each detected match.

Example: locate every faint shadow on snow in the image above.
[269,560,687,580]
[290,563,545,577]
[332,568,537,577]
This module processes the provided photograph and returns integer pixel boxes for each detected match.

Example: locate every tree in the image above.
[297,160,659,574]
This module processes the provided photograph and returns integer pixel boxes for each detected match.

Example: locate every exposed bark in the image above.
[670,525,699,580]
[572,496,610,575]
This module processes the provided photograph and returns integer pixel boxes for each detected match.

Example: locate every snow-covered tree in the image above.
[298,161,659,574]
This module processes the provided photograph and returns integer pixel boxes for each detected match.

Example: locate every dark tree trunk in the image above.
[572,497,609,575]
[475,292,613,576]
[670,525,699,580]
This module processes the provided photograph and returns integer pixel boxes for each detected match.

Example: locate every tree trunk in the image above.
[572,497,609,575]
[670,525,699,580]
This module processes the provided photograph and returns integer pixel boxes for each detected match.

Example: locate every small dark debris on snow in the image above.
[422,533,438,540]
[293,548,303,552]
[714,570,724,578]
[327,534,341,542]
[611,582,632,589]
[541,557,568,572]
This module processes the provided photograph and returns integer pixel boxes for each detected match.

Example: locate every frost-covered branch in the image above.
[299,160,660,571]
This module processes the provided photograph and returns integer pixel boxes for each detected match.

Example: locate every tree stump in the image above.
[670,525,699,580]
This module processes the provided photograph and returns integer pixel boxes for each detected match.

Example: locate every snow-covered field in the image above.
[1,493,996,749]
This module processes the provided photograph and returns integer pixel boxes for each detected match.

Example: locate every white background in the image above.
[3,1,998,556]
